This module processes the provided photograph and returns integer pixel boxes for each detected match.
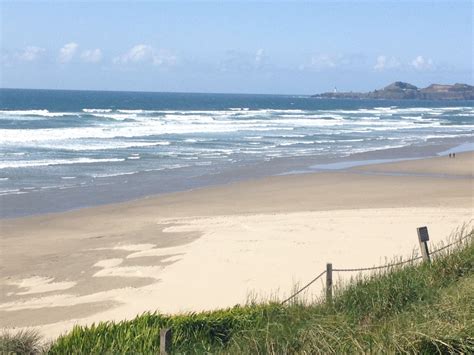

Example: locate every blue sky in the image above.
[0,0,472,94]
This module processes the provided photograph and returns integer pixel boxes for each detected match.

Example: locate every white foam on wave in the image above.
[422,133,472,140]
[117,109,144,114]
[323,106,470,117]
[0,119,296,144]
[183,138,211,143]
[11,141,170,151]
[278,134,306,138]
[93,171,139,178]
[279,141,316,146]
[142,164,192,173]
[91,113,138,121]
[83,109,113,113]
[0,189,28,196]
[0,158,125,169]
[163,114,215,123]
[280,113,345,120]
[0,110,69,118]
[259,109,305,113]
[312,139,336,143]
[276,118,345,127]
[0,152,27,156]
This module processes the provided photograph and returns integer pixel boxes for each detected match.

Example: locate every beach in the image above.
[0,151,472,340]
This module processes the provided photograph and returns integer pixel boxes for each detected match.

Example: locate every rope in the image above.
[281,231,473,304]
[281,270,326,305]
[430,231,473,255]
[333,255,423,272]
[333,231,473,273]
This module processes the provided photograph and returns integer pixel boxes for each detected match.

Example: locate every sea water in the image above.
[0,88,473,217]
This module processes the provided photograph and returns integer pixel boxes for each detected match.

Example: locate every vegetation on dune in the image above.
[0,329,45,354]
[3,228,473,354]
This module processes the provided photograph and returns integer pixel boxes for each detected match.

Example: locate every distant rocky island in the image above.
[312,82,474,100]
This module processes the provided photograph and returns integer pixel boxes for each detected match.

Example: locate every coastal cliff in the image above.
[312,82,474,100]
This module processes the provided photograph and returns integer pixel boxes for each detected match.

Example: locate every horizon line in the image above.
[0,87,308,97]
[1,80,472,97]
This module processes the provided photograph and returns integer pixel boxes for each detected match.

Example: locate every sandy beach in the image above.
[1,152,473,341]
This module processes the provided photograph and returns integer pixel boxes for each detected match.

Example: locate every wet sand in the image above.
[0,152,473,340]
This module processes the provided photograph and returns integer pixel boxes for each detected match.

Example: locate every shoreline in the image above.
[1,151,473,340]
[1,137,472,219]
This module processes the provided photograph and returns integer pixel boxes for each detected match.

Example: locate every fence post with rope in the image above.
[281,226,472,306]
[326,263,333,303]
[417,226,431,262]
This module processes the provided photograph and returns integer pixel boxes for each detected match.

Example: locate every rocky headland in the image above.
[312,82,474,100]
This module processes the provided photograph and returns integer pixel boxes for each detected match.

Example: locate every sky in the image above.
[0,0,472,94]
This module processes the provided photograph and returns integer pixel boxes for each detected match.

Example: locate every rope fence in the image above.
[332,256,423,272]
[280,270,326,305]
[281,227,472,305]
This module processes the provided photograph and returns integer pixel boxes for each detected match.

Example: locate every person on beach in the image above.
[449,153,452,158]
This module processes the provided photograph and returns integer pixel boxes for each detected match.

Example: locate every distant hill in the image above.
[312,82,474,100]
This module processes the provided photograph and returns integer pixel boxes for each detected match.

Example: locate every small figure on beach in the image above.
[449,153,452,158]
[453,153,456,158]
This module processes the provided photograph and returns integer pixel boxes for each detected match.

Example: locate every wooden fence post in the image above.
[326,263,333,302]
[160,328,172,355]
[417,226,431,262]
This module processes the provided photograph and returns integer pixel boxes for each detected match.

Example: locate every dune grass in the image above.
[0,329,44,354]
[43,228,473,354]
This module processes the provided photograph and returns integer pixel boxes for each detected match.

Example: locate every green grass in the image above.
[11,228,474,354]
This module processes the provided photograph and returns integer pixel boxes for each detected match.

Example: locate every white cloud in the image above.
[374,55,401,71]
[81,48,102,63]
[255,48,265,64]
[410,55,434,70]
[58,42,79,63]
[18,46,45,61]
[114,44,153,64]
[1,46,45,66]
[300,53,365,71]
[114,44,176,66]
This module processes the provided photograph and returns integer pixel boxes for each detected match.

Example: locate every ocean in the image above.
[0,88,473,217]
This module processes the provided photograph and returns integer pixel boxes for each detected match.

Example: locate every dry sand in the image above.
[0,152,473,341]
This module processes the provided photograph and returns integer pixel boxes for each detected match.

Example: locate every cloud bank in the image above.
[113,44,177,66]
[410,55,435,71]
[18,46,45,61]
